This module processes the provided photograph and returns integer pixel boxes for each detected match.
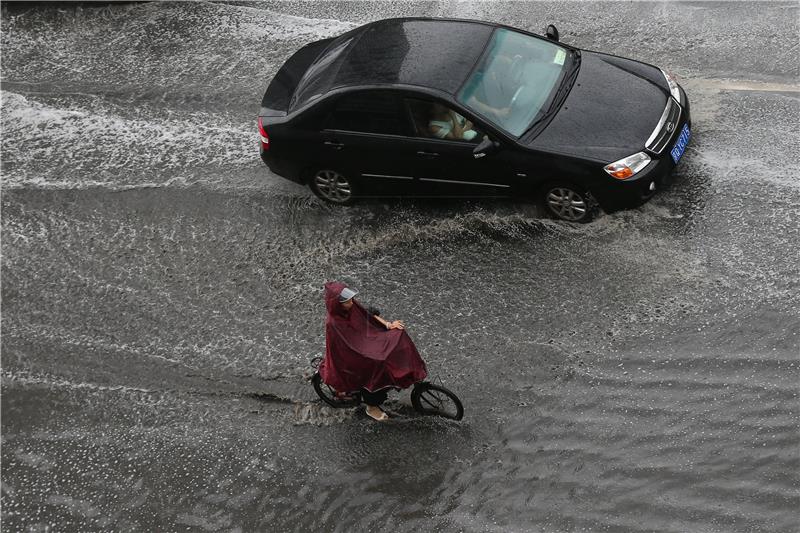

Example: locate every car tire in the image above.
[309,169,357,205]
[540,182,597,223]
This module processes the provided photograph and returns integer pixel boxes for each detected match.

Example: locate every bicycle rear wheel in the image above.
[411,382,464,420]
[311,372,361,408]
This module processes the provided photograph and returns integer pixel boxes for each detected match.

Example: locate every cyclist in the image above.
[319,282,427,421]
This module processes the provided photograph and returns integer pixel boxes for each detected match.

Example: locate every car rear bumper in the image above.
[593,88,691,212]
[260,147,305,185]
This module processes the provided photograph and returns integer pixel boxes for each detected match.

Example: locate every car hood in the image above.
[526,51,669,162]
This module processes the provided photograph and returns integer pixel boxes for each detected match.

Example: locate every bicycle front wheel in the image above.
[411,382,464,420]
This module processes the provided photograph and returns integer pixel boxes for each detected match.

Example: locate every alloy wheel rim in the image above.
[314,170,351,202]
[546,187,587,221]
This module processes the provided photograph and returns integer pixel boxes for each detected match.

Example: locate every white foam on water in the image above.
[292,402,356,426]
[1,3,357,83]
[1,90,254,189]
[251,207,585,297]
[2,368,155,395]
[690,148,800,192]
[684,76,800,95]
[214,4,358,41]
[2,321,186,367]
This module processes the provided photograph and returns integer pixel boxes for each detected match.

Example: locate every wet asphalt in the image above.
[1,2,799,532]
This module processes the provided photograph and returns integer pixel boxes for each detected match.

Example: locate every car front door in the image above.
[403,97,521,199]
[319,90,420,197]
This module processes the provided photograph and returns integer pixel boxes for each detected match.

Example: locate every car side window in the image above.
[406,98,482,143]
[326,92,407,136]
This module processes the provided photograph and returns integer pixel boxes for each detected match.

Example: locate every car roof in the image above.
[300,18,497,99]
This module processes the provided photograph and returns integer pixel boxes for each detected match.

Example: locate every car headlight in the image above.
[603,152,651,180]
[661,69,682,103]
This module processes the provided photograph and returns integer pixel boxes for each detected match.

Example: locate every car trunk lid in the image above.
[260,38,334,117]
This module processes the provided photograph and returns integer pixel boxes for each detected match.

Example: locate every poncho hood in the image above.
[324,281,350,317]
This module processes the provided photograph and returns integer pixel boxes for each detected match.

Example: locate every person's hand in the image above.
[453,119,469,138]
[387,320,405,330]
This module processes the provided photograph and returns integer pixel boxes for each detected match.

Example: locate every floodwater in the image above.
[1,2,798,531]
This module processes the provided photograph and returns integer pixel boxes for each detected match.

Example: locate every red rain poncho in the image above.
[319,282,427,392]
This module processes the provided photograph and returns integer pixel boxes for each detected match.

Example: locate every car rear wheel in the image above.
[310,169,356,205]
[541,183,597,223]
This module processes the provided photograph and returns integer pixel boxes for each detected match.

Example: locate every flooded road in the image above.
[2,2,798,531]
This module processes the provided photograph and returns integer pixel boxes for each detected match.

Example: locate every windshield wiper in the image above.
[550,50,581,113]
[524,50,581,136]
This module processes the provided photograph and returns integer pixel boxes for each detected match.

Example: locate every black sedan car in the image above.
[258,18,691,222]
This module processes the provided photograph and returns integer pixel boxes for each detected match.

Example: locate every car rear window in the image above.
[326,92,406,136]
[291,36,355,111]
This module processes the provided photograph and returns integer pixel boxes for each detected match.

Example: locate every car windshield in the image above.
[457,28,573,137]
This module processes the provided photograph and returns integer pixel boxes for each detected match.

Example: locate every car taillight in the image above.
[258,117,270,150]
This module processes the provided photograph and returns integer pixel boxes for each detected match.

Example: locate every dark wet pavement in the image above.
[2,2,799,531]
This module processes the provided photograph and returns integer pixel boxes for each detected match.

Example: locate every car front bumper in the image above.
[592,87,692,212]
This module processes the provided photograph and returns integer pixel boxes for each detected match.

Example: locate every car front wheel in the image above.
[310,169,356,205]
[540,183,597,223]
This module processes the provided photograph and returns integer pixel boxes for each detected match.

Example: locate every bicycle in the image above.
[308,357,464,421]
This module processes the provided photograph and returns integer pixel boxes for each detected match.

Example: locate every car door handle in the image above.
[416,151,439,158]
[324,141,344,150]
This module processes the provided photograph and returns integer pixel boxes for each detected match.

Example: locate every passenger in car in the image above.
[428,103,479,141]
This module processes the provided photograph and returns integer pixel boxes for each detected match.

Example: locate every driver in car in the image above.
[466,48,546,122]
[466,49,520,119]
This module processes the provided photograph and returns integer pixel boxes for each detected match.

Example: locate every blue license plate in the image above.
[670,123,691,164]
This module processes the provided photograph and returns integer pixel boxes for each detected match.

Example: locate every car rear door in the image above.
[319,90,420,197]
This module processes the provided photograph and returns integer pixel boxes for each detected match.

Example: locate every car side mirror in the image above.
[545,24,559,42]
[473,136,501,159]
